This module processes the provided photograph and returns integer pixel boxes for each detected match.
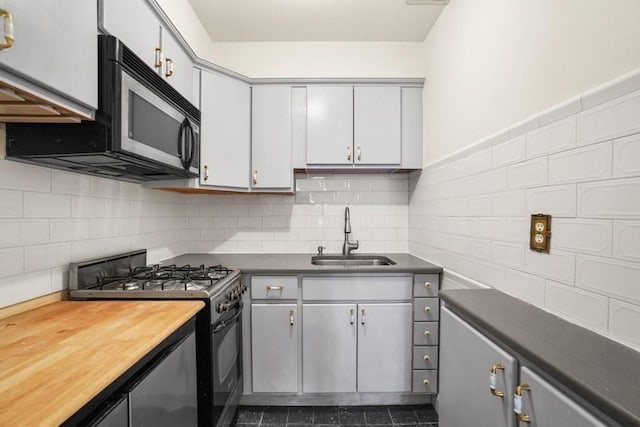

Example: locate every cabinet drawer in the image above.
[413,298,439,321]
[413,346,438,370]
[412,370,438,394]
[302,276,412,301]
[413,322,439,345]
[251,276,298,299]
[413,274,439,297]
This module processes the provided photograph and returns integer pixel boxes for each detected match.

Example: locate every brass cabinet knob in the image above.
[165,58,174,78]
[154,47,163,69]
[0,9,14,50]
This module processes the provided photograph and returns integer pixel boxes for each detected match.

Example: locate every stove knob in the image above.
[217,303,230,313]
[241,285,247,294]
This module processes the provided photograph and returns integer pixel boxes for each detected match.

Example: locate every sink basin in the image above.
[311,255,396,266]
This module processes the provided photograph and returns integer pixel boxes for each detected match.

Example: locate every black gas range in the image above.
[69,250,245,427]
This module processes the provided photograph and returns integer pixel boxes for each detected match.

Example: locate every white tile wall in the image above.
[409,69,640,352]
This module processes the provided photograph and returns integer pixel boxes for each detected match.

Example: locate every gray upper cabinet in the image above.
[306,86,354,165]
[517,367,607,427]
[439,306,518,427]
[401,87,423,169]
[357,303,412,392]
[251,85,293,191]
[353,87,401,165]
[0,0,97,116]
[100,0,193,103]
[199,69,251,190]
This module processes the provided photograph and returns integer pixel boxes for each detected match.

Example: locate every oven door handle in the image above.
[213,301,243,334]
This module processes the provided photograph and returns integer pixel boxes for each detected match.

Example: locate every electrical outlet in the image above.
[530,214,551,253]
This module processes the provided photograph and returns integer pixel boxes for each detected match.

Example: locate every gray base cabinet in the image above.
[439,307,517,427]
[251,304,298,393]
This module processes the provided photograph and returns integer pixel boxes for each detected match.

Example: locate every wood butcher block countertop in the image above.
[0,300,204,426]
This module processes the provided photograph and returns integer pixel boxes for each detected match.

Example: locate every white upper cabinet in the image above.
[251,85,293,191]
[354,87,401,165]
[0,0,97,116]
[100,0,194,103]
[199,69,250,190]
[306,86,354,165]
[401,87,423,169]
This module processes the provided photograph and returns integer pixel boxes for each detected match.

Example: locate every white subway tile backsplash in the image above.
[578,177,640,218]
[613,220,640,262]
[458,217,478,237]
[526,116,576,158]
[612,133,640,178]
[465,239,491,261]
[0,270,51,307]
[609,299,640,349]
[545,280,609,333]
[467,195,492,216]
[525,249,575,285]
[538,96,582,126]
[89,218,119,239]
[509,116,539,139]
[52,171,92,195]
[508,157,548,189]
[552,219,613,256]
[72,196,107,218]
[581,69,640,110]
[548,142,612,184]
[492,136,526,168]
[502,269,546,306]
[477,217,506,240]
[492,191,526,216]
[576,255,640,304]
[0,219,48,248]
[0,247,24,278]
[0,189,23,218]
[0,160,51,192]
[491,241,525,269]
[24,242,71,272]
[506,217,530,243]
[24,192,71,218]
[577,89,640,145]
[526,185,577,217]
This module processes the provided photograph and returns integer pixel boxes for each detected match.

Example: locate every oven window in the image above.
[129,92,182,157]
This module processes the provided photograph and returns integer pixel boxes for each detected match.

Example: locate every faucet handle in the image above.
[317,246,326,255]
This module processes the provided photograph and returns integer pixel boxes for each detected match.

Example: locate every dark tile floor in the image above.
[234,405,438,426]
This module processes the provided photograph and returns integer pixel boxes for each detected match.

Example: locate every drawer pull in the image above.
[423,379,430,385]
[489,363,505,398]
[423,354,430,361]
[289,310,294,325]
[350,308,355,325]
[424,306,431,312]
[514,383,532,423]
[361,308,366,325]
[424,281,431,288]
[267,285,284,291]
[423,330,431,336]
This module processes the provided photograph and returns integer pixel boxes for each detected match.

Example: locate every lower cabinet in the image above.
[251,304,298,393]
[440,306,611,427]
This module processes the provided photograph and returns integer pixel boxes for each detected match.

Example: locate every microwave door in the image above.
[119,71,190,172]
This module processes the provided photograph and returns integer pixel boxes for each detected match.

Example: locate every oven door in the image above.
[211,300,243,426]
[119,70,199,176]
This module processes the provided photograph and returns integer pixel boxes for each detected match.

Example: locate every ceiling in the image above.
[186,0,448,42]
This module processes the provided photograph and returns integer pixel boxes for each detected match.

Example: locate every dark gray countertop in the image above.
[161,253,442,274]
[440,289,640,427]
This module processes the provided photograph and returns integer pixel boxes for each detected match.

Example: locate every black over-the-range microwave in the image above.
[5,35,200,182]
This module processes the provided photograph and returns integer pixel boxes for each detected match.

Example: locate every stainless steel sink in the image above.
[310,255,396,266]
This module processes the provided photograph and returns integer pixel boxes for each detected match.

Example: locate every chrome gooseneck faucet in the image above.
[342,206,359,255]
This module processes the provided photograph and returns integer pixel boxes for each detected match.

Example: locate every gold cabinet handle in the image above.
[424,306,431,312]
[165,58,174,78]
[514,383,532,423]
[360,308,366,325]
[253,170,258,185]
[267,285,283,291]
[0,9,14,50]
[203,165,209,181]
[350,308,355,325]
[489,363,505,398]
[347,146,352,161]
[154,47,163,69]
[356,146,361,161]
[289,310,294,326]
[424,281,431,288]
[422,379,430,385]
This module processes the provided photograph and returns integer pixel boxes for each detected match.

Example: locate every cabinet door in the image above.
[89,395,128,427]
[0,0,97,109]
[401,87,423,169]
[353,87,401,165]
[200,70,250,189]
[251,304,298,393]
[251,85,292,190]
[162,30,194,104]
[518,367,607,427]
[357,303,412,392]
[101,0,160,72]
[129,332,197,427]
[439,307,517,427]
[306,86,353,165]
[303,304,357,392]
